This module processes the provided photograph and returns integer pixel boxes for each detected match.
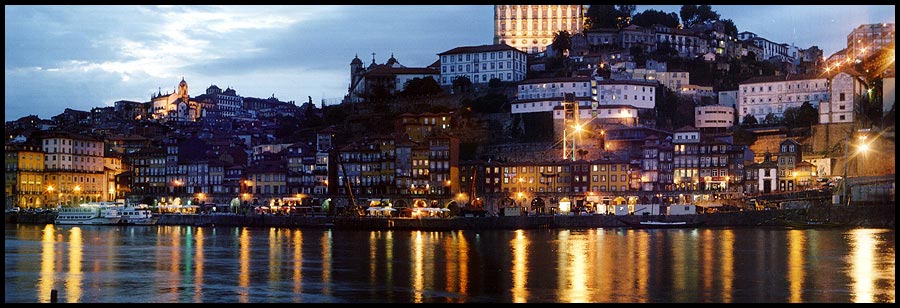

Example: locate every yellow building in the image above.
[589,160,630,193]
[5,143,46,208]
[41,132,106,206]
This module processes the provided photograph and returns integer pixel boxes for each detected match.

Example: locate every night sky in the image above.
[4,5,895,121]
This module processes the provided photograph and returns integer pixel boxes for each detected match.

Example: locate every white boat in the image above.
[117,203,155,225]
[55,202,122,225]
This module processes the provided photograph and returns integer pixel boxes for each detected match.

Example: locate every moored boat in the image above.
[117,203,156,225]
[620,219,704,229]
[55,203,121,225]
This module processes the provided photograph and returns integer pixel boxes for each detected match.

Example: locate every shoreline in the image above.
[5,205,894,230]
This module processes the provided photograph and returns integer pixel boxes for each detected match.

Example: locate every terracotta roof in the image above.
[365,66,438,76]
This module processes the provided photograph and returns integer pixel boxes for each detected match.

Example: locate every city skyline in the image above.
[5,5,895,121]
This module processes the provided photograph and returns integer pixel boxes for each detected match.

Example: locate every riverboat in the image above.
[55,202,121,225]
[117,203,156,225]
[779,218,844,229]
[620,219,704,229]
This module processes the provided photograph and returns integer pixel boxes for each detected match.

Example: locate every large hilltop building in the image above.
[493,5,585,54]
[150,78,202,123]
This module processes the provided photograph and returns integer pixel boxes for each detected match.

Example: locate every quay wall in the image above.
[6,205,894,230]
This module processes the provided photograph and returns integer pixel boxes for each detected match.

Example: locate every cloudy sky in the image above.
[5,5,895,121]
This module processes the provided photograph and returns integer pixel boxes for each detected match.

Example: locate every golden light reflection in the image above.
[193,227,204,303]
[635,231,649,302]
[569,231,589,303]
[848,229,887,303]
[385,231,394,291]
[720,229,734,303]
[65,227,83,303]
[269,228,281,287]
[787,230,806,303]
[292,230,303,299]
[594,230,613,302]
[412,231,425,303]
[321,230,332,297]
[511,229,529,303]
[443,234,458,301]
[556,230,569,302]
[238,228,250,303]
[38,225,56,303]
[672,231,687,302]
[702,229,714,300]
[456,231,469,296]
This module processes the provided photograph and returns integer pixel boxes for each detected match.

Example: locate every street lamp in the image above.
[73,185,81,205]
[841,133,874,206]
[46,185,54,208]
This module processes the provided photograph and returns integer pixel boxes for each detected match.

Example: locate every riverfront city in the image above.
[5,5,896,303]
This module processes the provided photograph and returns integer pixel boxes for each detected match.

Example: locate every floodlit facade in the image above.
[494,5,585,54]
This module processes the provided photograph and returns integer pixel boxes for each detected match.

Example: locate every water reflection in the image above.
[847,229,895,303]
[292,230,303,301]
[787,230,806,303]
[238,228,250,303]
[720,229,734,303]
[65,227,82,303]
[511,230,528,303]
[38,225,55,303]
[194,228,204,303]
[4,225,895,303]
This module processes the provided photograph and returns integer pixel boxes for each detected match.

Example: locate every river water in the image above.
[4,224,895,303]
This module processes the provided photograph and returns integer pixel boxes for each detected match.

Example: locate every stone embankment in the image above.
[6,205,894,230]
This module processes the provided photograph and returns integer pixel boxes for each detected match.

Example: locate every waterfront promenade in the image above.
[5,205,894,230]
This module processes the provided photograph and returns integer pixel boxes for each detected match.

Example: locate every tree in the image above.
[585,5,628,30]
[763,113,779,125]
[631,9,679,28]
[630,46,647,67]
[452,76,473,94]
[742,114,758,125]
[797,102,819,127]
[720,18,738,37]
[679,5,720,29]
[488,77,503,89]
[551,30,572,58]
[401,77,443,98]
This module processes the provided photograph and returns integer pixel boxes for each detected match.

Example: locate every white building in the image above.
[737,74,830,123]
[494,5,585,54]
[819,69,867,124]
[695,104,735,129]
[594,79,657,109]
[654,25,707,58]
[738,31,793,63]
[437,44,527,86]
[512,77,593,114]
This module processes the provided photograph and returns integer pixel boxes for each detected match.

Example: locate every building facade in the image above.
[437,44,528,86]
[494,5,585,54]
[512,77,593,114]
[737,74,830,123]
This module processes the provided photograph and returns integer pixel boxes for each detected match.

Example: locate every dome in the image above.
[351,54,363,65]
